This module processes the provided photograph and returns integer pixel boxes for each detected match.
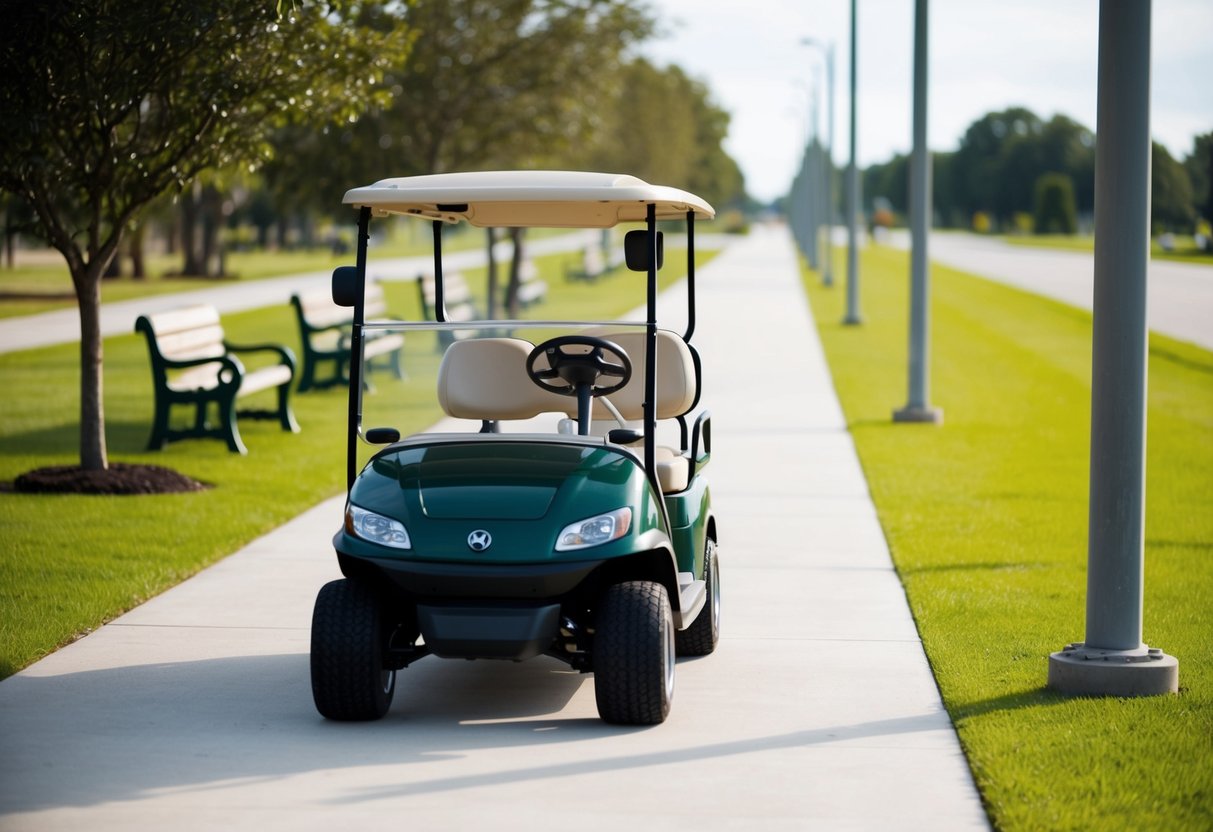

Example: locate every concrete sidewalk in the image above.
[0,225,988,830]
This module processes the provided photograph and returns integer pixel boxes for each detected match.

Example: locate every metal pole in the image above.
[894,0,942,424]
[807,85,820,270]
[812,76,825,274]
[824,43,836,288]
[844,0,862,324]
[1047,0,1177,697]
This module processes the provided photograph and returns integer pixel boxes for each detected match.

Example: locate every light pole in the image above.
[802,38,836,288]
[893,0,942,424]
[1047,0,1177,697]
[843,0,863,324]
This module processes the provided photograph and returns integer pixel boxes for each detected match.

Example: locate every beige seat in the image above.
[437,337,558,420]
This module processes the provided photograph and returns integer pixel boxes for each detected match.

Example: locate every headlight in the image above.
[346,504,411,549]
[555,507,632,552]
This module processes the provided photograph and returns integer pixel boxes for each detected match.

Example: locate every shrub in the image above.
[1034,172,1078,235]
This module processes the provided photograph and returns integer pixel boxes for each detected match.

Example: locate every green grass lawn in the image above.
[0,246,714,679]
[802,245,1212,831]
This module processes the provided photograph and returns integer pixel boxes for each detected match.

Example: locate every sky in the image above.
[639,0,1213,203]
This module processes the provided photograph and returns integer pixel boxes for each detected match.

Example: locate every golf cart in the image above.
[310,171,720,725]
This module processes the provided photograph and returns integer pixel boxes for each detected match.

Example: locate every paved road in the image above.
[0,225,987,830]
[889,231,1213,351]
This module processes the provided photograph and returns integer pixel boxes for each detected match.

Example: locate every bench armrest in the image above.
[224,341,297,371]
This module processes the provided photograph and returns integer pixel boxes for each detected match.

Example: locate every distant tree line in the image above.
[862,107,1210,237]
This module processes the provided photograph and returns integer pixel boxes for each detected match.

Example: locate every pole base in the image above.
[893,405,943,424]
[842,314,864,326]
[1048,642,1178,697]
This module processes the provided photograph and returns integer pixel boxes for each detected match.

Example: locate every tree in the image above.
[1182,132,1212,224]
[0,0,412,472]
[1151,141,1195,233]
[585,59,745,210]
[1034,172,1078,234]
[355,0,655,317]
[947,107,1094,229]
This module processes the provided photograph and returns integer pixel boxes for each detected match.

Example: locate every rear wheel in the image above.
[676,538,720,657]
[310,578,396,721]
[593,581,675,725]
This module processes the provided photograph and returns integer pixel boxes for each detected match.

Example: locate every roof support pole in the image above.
[1047,0,1177,696]
[345,206,371,492]
[644,203,658,486]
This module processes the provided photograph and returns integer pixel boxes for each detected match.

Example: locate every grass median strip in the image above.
[802,245,1212,831]
[0,247,714,679]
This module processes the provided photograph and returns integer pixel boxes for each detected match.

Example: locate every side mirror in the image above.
[624,230,663,272]
[365,426,401,445]
[332,266,360,307]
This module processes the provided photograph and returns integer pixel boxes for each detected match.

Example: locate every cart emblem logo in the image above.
[467,530,493,552]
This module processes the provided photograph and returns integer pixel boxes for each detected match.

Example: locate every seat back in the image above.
[437,338,559,420]
[571,329,697,421]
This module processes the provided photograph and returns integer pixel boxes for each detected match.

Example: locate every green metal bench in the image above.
[290,282,404,392]
[135,304,300,454]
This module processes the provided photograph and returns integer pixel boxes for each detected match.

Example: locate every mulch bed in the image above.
[12,463,209,495]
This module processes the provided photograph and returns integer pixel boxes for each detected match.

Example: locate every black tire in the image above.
[310,578,396,721]
[593,581,675,725]
[676,537,720,657]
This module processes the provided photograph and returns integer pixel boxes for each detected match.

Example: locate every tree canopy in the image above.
[0,0,413,470]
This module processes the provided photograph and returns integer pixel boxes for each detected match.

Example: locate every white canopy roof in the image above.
[342,170,715,227]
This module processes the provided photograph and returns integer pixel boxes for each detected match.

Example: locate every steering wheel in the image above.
[526,335,632,435]
[526,335,632,396]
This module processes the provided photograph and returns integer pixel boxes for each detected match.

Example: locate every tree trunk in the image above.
[73,259,110,471]
[3,212,13,269]
[506,227,525,319]
[199,185,222,277]
[180,186,202,275]
[485,228,499,319]
[129,222,146,279]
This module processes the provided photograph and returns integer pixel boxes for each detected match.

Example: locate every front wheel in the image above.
[593,581,675,725]
[310,578,396,721]
[676,538,720,657]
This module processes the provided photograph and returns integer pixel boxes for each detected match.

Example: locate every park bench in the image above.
[290,282,405,392]
[564,244,606,282]
[135,304,299,455]
[417,270,478,346]
[506,259,548,310]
